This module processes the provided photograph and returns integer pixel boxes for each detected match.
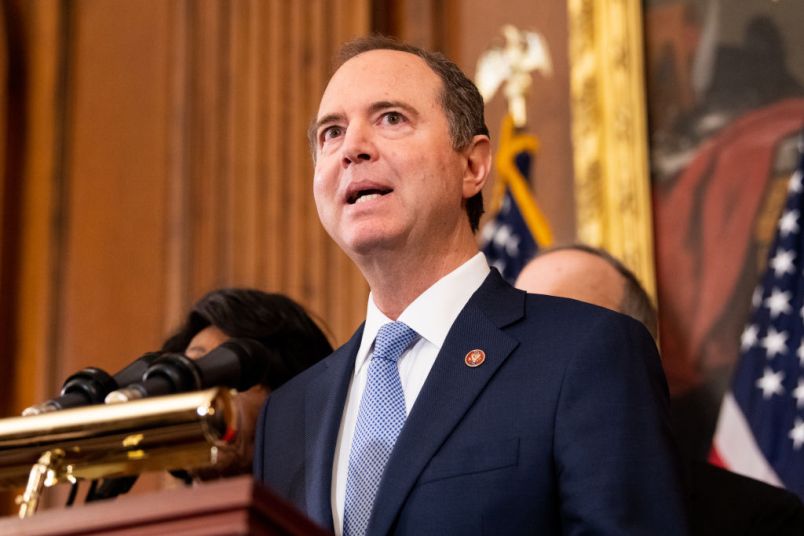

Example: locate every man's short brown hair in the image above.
[311,35,489,232]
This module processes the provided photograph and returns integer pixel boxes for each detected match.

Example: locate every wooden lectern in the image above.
[0,476,330,535]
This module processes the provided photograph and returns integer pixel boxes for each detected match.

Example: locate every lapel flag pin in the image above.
[464,349,486,367]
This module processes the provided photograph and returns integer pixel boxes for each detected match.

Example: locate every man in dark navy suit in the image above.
[517,244,804,535]
[254,36,687,535]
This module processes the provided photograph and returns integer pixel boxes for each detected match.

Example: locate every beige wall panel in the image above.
[7,0,372,420]
[228,0,260,285]
[261,0,284,291]
[284,2,307,302]
[58,0,173,380]
[0,5,6,207]
[303,0,329,330]
[0,0,373,511]
[12,1,66,413]
[163,0,190,328]
[186,1,227,297]
[1,1,15,415]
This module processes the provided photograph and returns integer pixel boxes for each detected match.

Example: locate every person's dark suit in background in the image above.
[255,36,687,534]
[516,244,804,535]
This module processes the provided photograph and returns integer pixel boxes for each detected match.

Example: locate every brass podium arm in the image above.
[17,449,64,518]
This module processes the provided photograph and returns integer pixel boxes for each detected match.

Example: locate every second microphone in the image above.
[105,338,270,403]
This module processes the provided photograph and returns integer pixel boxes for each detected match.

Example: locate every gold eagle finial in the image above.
[475,25,552,127]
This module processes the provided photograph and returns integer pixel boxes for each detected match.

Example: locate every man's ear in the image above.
[462,135,492,199]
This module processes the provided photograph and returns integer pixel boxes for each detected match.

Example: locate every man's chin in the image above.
[341,230,404,259]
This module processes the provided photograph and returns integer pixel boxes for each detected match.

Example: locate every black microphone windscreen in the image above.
[196,338,270,391]
[22,351,164,415]
[112,351,161,388]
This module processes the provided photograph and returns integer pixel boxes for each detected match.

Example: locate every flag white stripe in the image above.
[713,392,783,486]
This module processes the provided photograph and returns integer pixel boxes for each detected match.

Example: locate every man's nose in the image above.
[341,122,376,167]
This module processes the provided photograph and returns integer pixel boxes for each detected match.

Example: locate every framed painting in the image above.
[569,0,804,458]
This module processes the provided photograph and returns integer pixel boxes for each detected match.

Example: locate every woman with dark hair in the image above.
[165,288,333,480]
[162,288,333,391]
[87,289,332,499]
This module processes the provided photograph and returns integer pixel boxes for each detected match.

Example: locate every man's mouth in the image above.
[348,188,392,205]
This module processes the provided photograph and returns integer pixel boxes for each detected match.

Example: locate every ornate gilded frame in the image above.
[567,0,656,300]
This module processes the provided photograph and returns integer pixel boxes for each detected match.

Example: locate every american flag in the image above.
[480,115,552,282]
[711,133,804,499]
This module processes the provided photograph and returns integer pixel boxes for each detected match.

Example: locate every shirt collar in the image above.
[356,252,490,371]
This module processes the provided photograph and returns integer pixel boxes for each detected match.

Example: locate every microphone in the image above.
[21,352,161,416]
[105,338,270,403]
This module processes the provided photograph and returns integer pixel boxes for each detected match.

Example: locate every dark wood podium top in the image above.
[0,475,331,535]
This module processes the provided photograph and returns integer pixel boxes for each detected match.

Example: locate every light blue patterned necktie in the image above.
[343,321,420,536]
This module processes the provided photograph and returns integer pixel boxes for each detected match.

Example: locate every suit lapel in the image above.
[303,325,363,531]
[368,271,525,534]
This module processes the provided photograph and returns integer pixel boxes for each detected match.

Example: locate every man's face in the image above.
[312,49,471,260]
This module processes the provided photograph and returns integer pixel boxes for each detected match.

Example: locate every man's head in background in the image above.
[515,244,658,341]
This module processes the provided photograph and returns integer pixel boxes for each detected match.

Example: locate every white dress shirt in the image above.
[330,252,490,534]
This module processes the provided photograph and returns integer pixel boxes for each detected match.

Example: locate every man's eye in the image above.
[321,126,343,141]
[383,111,404,125]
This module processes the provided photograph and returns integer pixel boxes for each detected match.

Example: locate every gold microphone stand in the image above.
[0,388,236,518]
